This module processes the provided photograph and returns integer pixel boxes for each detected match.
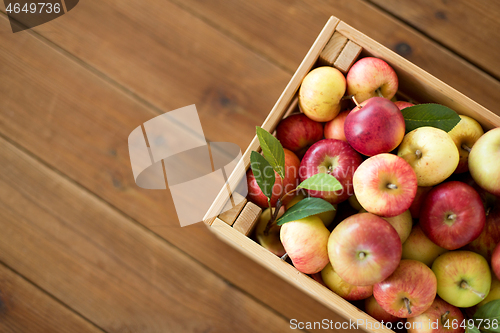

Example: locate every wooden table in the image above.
[0,1,498,332]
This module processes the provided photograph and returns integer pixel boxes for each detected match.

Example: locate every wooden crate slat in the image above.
[232,202,262,236]
[318,31,348,66]
[334,40,363,73]
[218,192,247,226]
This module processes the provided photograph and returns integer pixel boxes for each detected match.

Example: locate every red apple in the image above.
[365,295,400,323]
[344,97,406,156]
[324,110,349,142]
[300,139,363,204]
[420,181,485,250]
[346,57,399,103]
[246,148,301,208]
[276,113,323,158]
[374,260,437,318]
[328,212,402,286]
[395,101,415,110]
[353,153,417,217]
[407,298,465,333]
[409,186,433,219]
[493,243,500,280]
[465,202,500,261]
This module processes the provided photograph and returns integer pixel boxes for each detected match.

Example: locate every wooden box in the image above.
[203,16,500,332]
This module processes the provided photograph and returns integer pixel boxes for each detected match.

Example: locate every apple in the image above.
[346,57,399,103]
[254,207,286,257]
[344,97,406,156]
[493,243,500,280]
[246,148,300,208]
[321,263,373,301]
[364,295,400,323]
[465,203,500,261]
[395,101,415,110]
[469,127,500,196]
[402,224,448,267]
[276,113,324,158]
[373,260,437,318]
[328,212,402,286]
[432,251,491,308]
[409,186,433,219]
[447,115,484,174]
[300,139,363,204]
[324,110,349,142]
[280,215,330,274]
[353,153,417,217]
[477,274,500,308]
[360,208,412,243]
[407,298,465,333]
[286,193,337,227]
[420,181,485,250]
[348,193,363,211]
[299,66,346,122]
[398,127,460,186]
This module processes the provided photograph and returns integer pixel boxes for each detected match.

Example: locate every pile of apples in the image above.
[246,57,500,330]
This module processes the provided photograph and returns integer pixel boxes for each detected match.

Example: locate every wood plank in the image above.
[333,40,363,73]
[169,0,500,113]
[0,14,350,332]
[318,32,348,66]
[0,263,103,333]
[232,202,262,236]
[218,192,247,226]
[368,0,500,79]
[0,137,300,333]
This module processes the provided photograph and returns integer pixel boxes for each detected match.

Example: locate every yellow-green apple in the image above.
[493,243,500,280]
[353,153,418,217]
[299,66,346,122]
[360,208,412,243]
[395,101,415,110]
[276,113,324,158]
[300,139,363,204]
[344,97,406,156]
[407,298,465,333]
[364,295,400,323]
[286,193,337,227]
[247,148,300,208]
[374,260,437,318]
[409,186,433,219]
[280,215,330,274]
[321,263,373,301]
[328,212,402,286]
[469,127,500,196]
[398,127,459,186]
[447,115,484,174]
[432,251,491,307]
[402,224,448,266]
[420,181,485,250]
[324,110,349,142]
[477,274,500,307]
[346,57,399,103]
[348,193,363,211]
[255,207,286,257]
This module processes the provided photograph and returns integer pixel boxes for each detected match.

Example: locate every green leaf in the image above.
[250,151,275,199]
[474,299,500,332]
[277,197,335,226]
[466,325,481,333]
[401,103,461,133]
[297,173,343,192]
[256,127,285,179]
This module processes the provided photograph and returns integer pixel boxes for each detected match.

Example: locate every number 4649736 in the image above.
[6,2,61,14]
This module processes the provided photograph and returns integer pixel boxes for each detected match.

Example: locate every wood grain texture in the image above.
[170,0,500,113]
[233,202,262,236]
[318,32,348,66]
[0,263,103,333]
[333,40,363,73]
[367,0,500,80]
[0,137,299,333]
[218,192,247,226]
[0,14,350,332]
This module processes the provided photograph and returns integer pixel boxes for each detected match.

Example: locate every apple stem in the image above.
[342,94,354,100]
[415,149,423,159]
[447,213,457,221]
[441,311,450,326]
[386,183,398,190]
[351,96,362,108]
[460,281,486,299]
[404,297,412,315]
[280,253,288,261]
[358,252,366,259]
[461,144,472,153]
[375,88,384,98]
